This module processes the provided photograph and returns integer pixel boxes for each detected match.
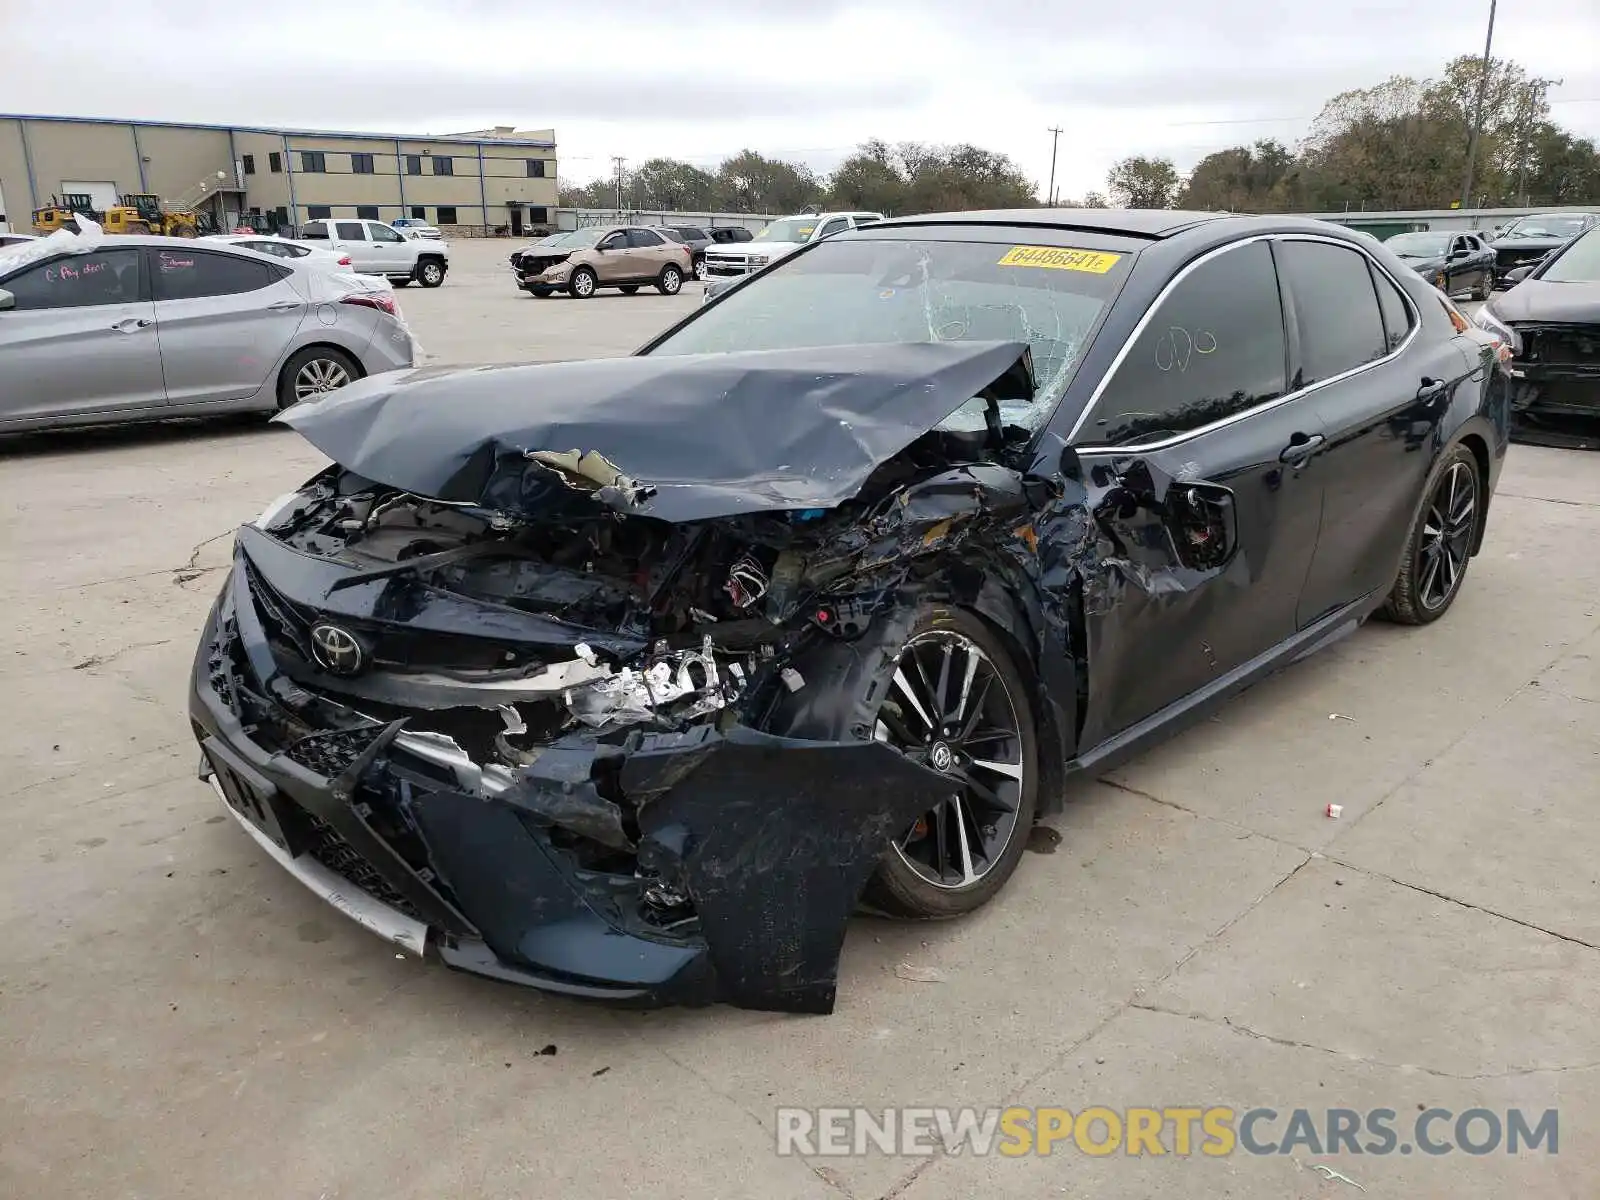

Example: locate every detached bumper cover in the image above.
[191,559,951,1012]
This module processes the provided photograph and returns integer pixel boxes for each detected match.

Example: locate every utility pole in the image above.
[612,156,626,215]
[1458,0,1497,211]
[1046,127,1062,207]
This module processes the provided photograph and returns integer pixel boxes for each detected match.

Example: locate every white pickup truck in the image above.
[702,211,884,277]
[298,218,450,288]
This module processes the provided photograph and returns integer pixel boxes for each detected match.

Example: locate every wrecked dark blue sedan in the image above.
[191,209,1510,1013]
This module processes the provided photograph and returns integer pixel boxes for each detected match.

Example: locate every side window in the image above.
[152,249,277,302]
[628,229,664,247]
[405,156,423,176]
[410,206,425,220]
[1277,241,1388,386]
[367,223,404,243]
[432,155,454,176]
[335,222,367,241]
[1086,240,1287,446]
[853,215,881,226]
[598,232,628,251]
[2,249,143,309]
[300,222,330,240]
[815,218,848,239]
[1369,263,1414,353]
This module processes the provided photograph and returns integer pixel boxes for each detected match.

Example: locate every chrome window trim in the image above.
[1070,232,1421,457]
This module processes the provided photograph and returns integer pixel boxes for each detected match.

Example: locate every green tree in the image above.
[827,139,906,213]
[1178,140,1298,211]
[714,150,825,213]
[628,158,718,211]
[1106,156,1183,208]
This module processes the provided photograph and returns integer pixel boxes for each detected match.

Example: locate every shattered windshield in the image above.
[646,234,1130,432]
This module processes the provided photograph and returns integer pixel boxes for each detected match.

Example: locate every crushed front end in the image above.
[191,463,1027,1011]
[1505,322,1600,420]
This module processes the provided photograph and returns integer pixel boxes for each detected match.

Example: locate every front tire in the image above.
[415,259,445,288]
[528,285,553,298]
[277,346,360,411]
[657,264,683,296]
[1379,444,1481,625]
[568,266,597,299]
[863,608,1039,919]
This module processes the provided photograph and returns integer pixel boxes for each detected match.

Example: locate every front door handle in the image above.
[1278,431,1325,466]
[266,300,301,311]
[110,317,152,332]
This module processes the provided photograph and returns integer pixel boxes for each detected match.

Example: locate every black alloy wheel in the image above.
[1381,445,1480,625]
[865,611,1039,918]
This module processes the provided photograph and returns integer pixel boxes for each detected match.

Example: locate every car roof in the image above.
[873,207,1230,239]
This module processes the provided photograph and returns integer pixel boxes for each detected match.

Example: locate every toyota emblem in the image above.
[309,622,365,675]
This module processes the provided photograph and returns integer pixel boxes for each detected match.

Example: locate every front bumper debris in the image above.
[191,550,953,1012]
[1507,325,1600,419]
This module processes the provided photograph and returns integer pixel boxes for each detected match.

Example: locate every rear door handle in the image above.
[266,300,301,311]
[1417,376,1449,404]
[110,317,152,332]
[1278,431,1325,465]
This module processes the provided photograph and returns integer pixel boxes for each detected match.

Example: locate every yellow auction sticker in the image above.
[998,246,1122,273]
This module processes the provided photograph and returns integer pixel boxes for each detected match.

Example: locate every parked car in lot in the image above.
[703,211,883,276]
[391,218,444,240]
[202,233,356,272]
[0,233,412,432]
[298,218,449,288]
[0,233,36,250]
[189,208,1507,1015]
[1474,223,1600,423]
[653,225,714,280]
[707,225,755,245]
[1488,212,1599,287]
[513,224,691,297]
[1385,229,1495,300]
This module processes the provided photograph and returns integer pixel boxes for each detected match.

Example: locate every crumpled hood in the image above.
[1489,280,1600,324]
[275,340,1033,523]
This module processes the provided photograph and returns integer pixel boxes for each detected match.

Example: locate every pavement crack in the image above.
[1096,776,1311,855]
[1128,1000,1600,1080]
[880,1156,936,1200]
[1497,491,1600,509]
[173,528,238,584]
[71,638,171,671]
[1320,854,1600,953]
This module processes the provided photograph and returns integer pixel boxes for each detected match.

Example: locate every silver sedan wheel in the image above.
[293,357,352,401]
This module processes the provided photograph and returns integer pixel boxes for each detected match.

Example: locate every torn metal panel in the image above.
[273,341,1035,523]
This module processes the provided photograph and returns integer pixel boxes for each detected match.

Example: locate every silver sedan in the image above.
[0,233,414,433]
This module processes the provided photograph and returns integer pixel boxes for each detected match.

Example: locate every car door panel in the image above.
[331,221,376,272]
[596,232,631,282]
[1283,242,1470,625]
[1064,238,1325,748]
[149,248,306,407]
[365,222,408,274]
[0,248,166,423]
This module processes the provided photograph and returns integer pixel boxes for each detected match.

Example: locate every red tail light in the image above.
[340,293,397,316]
[338,254,352,266]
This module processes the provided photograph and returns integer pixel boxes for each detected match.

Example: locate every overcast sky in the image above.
[3,0,1598,199]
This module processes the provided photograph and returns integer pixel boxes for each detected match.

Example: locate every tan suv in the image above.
[515,225,693,299]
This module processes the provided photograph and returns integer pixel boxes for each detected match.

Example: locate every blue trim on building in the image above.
[1,112,555,149]
[17,120,39,212]
[130,124,149,192]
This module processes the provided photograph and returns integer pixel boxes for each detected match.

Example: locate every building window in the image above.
[526,158,546,178]
[307,205,332,220]
[432,155,454,176]
[301,151,327,173]
[352,153,375,174]
[406,155,422,175]
[436,206,458,225]
[356,205,379,219]
[410,206,425,219]
[274,206,289,224]
[529,206,549,224]
[268,152,283,173]
[241,154,256,175]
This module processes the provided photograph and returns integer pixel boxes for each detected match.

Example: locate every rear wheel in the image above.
[277,346,360,411]
[1379,445,1480,625]
[657,264,683,296]
[863,609,1039,919]
[693,256,708,281]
